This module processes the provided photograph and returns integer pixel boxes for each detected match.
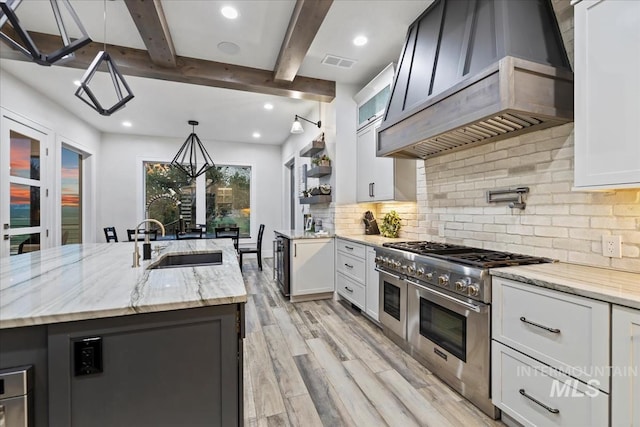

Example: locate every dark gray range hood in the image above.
[378,0,574,159]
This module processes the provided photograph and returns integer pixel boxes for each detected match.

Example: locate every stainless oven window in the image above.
[383,281,401,320]
[419,297,467,362]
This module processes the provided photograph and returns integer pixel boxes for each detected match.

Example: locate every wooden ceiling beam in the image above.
[124,0,177,68]
[273,0,333,82]
[0,30,336,102]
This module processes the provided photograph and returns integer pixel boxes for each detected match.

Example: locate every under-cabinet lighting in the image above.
[221,6,238,19]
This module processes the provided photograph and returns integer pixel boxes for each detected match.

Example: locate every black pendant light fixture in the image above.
[171,120,215,180]
[74,0,134,116]
[0,0,91,66]
[290,115,321,134]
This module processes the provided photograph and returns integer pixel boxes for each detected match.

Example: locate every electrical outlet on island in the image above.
[602,235,622,258]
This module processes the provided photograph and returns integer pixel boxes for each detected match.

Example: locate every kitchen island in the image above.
[0,239,246,426]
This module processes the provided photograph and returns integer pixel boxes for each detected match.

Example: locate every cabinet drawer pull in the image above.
[519,389,560,414]
[344,263,354,269]
[519,317,561,334]
[344,245,354,250]
[344,286,354,293]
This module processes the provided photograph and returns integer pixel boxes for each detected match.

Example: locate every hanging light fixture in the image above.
[290,115,321,134]
[0,0,91,66]
[171,120,215,180]
[74,0,134,116]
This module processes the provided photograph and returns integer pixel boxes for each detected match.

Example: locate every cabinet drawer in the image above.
[336,272,365,310]
[492,278,610,392]
[336,251,366,283]
[492,341,609,427]
[336,239,366,258]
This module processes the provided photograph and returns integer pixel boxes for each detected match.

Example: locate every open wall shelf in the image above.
[299,195,331,204]
[299,135,325,157]
[306,165,331,177]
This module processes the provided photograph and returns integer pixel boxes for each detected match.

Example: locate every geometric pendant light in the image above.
[74,51,135,116]
[0,0,91,66]
[74,0,134,116]
[171,121,215,180]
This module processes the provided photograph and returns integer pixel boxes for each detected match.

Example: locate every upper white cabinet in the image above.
[611,305,640,427]
[354,65,416,203]
[574,0,640,189]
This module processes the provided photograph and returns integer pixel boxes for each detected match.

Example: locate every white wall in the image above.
[0,67,101,243]
[99,133,282,255]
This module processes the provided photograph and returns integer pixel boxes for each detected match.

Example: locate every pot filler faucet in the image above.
[132,218,166,267]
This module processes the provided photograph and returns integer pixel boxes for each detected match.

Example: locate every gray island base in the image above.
[0,240,246,426]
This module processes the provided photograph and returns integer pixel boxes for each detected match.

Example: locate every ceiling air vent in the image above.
[321,54,356,69]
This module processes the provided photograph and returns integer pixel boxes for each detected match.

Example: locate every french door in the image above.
[1,111,51,257]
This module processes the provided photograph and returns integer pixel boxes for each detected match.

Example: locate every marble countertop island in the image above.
[491,263,640,309]
[274,229,334,239]
[0,239,246,329]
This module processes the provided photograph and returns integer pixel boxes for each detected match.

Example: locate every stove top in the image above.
[382,241,553,269]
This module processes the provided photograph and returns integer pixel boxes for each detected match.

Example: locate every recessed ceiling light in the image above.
[122,121,132,127]
[217,41,240,55]
[252,132,261,138]
[73,80,81,86]
[263,103,273,110]
[221,6,238,19]
[353,35,368,46]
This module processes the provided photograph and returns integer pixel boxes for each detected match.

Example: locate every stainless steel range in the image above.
[375,241,553,419]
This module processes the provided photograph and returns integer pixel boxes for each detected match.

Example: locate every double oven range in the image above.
[375,241,553,419]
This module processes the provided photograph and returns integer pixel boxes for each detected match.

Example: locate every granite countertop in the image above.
[491,263,640,310]
[336,234,406,248]
[0,240,246,329]
[274,229,334,239]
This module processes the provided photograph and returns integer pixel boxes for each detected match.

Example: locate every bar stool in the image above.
[104,227,118,242]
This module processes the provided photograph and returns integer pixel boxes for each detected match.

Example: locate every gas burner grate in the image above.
[431,251,555,268]
[382,241,471,255]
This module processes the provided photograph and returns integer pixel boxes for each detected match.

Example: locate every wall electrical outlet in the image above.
[602,235,622,258]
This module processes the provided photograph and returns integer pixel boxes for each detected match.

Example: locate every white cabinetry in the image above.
[492,277,610,426]
[574,0,640,189]
[365,246,379,321]
[335,238,379,322]
[354,65,416,203]
[611,305,640,427]
[290,238,335,298]
[336,239,366,309]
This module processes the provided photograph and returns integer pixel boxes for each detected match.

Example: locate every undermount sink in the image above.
[149,251,223,269]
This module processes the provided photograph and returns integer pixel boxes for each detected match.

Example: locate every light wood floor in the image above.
[242,259,505,427]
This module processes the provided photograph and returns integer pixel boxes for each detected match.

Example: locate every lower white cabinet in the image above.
[335,238,379,322]
[612,305,640,427]
[290,238,335,297]
[365,247,379,321]
[492,342,609,427]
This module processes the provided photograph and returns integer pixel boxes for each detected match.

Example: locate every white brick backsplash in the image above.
[551,216,590,228]
[570,204,613,216]
[623,245,640,258]
[534,205,570,215]
[534,226,568,238]
[591,217,637,230]
[522,236,553,248]
[613,204,640,216]
[521,216,552,226]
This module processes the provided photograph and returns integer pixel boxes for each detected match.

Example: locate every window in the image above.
[144,162,195,233]
[206,165,251,237]
[61,147,82,244]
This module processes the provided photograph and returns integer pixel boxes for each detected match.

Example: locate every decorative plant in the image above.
[312,154,331,166]
[380,210,402,238]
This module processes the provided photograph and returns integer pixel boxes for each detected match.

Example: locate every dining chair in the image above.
[104,227,118,242]
[127,229,158,241]
[238,224,264,272]
[175,228,203,239]
[215,226,239,251]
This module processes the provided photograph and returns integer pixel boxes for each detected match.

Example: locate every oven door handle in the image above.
[406,279,483,313]
[375,268,402,280]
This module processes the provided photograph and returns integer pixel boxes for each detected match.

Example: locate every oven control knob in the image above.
[455,278,470,292]
[468,285,480,297]
[415,267,424,277]
[407,265,416,275]
[438,274,449,287]
[400,264,408,272]
[425,271,433,279]
[375,256,382,265]
[393,260,402,269]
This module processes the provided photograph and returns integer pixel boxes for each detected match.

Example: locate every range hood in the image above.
[378,0,574,159]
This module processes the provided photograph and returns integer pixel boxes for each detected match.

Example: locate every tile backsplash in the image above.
[335,123,640,273]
